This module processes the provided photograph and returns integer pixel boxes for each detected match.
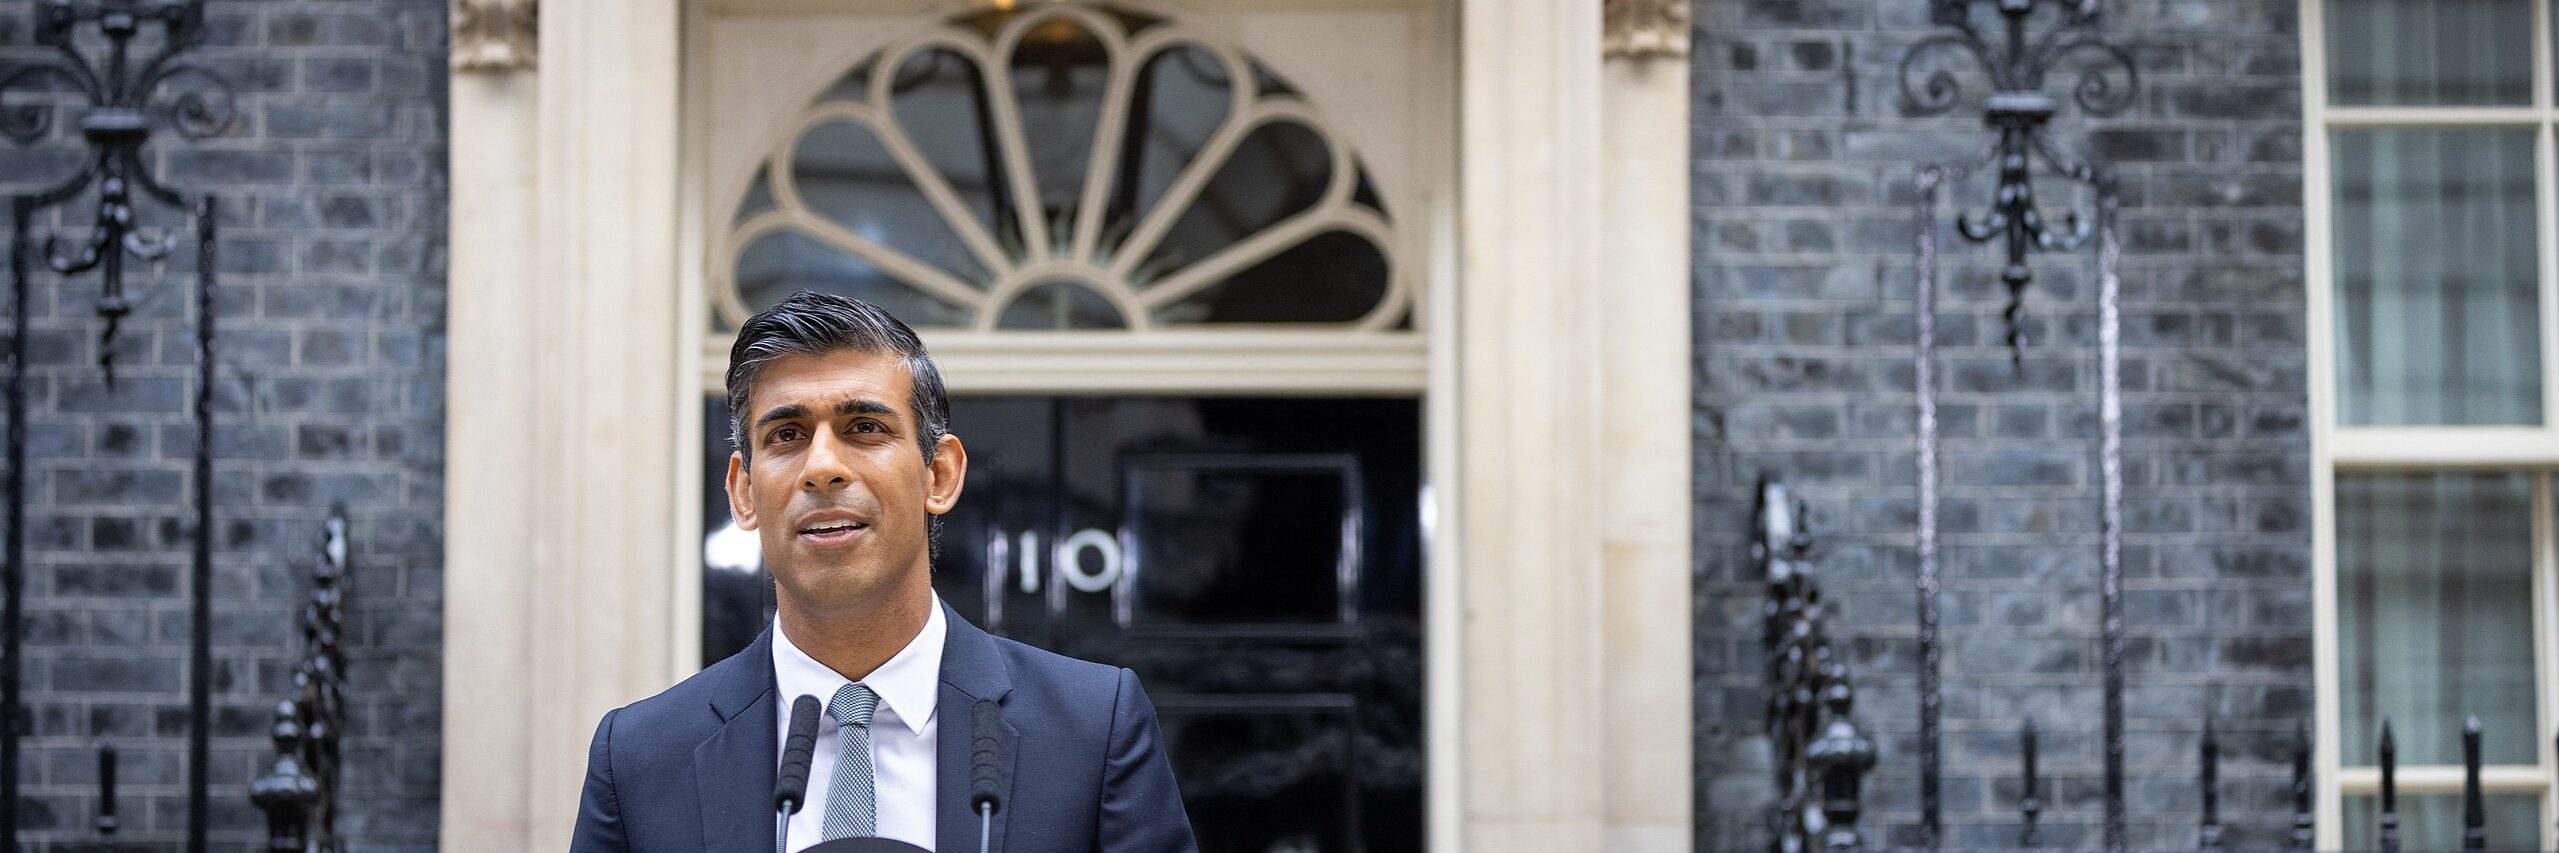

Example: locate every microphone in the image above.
[970,699,1005,853]
[777,694,979,853]
[775,695,821,851]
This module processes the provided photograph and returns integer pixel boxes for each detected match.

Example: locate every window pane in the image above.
[1125,46,1236,226]
[887,49,1004,248]
[2344,793,2540,851]
[2332,128,2542,426]
[789,118,993,284]
[2328,0,2531,105]
[733,229,972,328]
[1006,17,1109,242]
[1153,230,1392,326]
[2338,472,2538,766]
[1135,120,1334,280]
[995,280,1128,330]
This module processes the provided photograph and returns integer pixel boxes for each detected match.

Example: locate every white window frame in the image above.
[684,2,1437,398]
[2303,0,2559,847]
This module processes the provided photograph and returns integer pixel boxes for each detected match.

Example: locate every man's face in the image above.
[726,348,965,616]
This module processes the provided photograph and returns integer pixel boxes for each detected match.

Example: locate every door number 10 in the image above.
[1012,529,1123,595]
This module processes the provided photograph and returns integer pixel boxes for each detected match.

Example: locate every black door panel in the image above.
[938,397,1424,853]
[703,395,1426,853]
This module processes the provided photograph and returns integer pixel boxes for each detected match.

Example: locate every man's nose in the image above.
[800,429,854,490]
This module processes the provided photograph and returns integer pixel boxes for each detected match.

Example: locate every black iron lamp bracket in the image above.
[1899,0,2136,362]
[1900,4,2140,851]
[2,2,233,850]
[2,0,235,385]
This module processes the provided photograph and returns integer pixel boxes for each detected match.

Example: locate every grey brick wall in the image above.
[0,0,445,848]
[1690,0,2311,849]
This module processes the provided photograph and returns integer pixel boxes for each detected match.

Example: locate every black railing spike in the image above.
[2198,714,2221,851]
[94,741,116,840]
[2379,719,2399,853]
[2019,719,2041,848]
[2290,719,2314,851]
[2462,716,2485,851]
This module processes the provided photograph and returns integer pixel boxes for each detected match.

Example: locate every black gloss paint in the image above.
[701,395,1425,853]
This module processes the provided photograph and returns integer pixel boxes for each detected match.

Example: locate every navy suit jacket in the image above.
[569,602,1198,853]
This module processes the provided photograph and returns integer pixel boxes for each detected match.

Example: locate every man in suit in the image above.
[571,291,1197,853]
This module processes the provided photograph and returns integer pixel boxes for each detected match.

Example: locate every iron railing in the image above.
[1759,476,1878,852]
[250,508,349,851]
[1760,473,2544,852]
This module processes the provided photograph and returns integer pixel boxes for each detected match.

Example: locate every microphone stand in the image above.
[776,696,822,853]
[971,699,1006,853]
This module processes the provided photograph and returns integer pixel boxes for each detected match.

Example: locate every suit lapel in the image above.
[696,628,780,853]
[936,604,1019,853]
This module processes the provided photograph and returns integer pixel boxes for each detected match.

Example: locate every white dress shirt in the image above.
[774,596,946,851]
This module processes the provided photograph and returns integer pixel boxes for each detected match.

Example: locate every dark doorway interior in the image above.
[702,395,1426,853]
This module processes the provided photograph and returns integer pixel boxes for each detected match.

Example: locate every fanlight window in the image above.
[713,4,1408,333]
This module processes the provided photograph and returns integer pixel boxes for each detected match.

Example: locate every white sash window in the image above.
[2307,1,2559,846]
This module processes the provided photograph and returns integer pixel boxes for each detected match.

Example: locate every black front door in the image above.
[702,395,1426,853]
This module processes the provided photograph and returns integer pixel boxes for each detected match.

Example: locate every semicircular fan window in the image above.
[715,4,1407,333]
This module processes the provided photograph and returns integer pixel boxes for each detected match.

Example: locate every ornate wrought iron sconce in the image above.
[1902,2,2138,850]
[2,1,231,848]
[2,0,234,384]
[1900,0,2135,361]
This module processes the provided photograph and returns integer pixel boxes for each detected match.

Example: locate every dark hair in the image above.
[725,290,950,466]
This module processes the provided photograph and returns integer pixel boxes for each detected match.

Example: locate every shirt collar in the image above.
[770,594,945,736]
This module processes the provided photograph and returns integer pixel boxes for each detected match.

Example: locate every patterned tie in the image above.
[820,682,880,840]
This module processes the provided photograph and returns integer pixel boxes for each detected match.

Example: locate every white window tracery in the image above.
[709,3,1411,337]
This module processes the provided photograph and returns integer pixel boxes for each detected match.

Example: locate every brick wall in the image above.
[0,0,445,848]
[1689,0,2312,848]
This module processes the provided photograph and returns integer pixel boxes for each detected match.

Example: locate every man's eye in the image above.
[768,426,802,444]
[852,420,883,434]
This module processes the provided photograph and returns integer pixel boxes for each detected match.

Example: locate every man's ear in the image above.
[924,433,967,516]
[725,451,758,530]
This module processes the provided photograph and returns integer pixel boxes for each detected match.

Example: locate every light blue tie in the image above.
[821,682,880,840]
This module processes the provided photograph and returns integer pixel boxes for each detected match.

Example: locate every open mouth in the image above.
[795,519,868,547]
